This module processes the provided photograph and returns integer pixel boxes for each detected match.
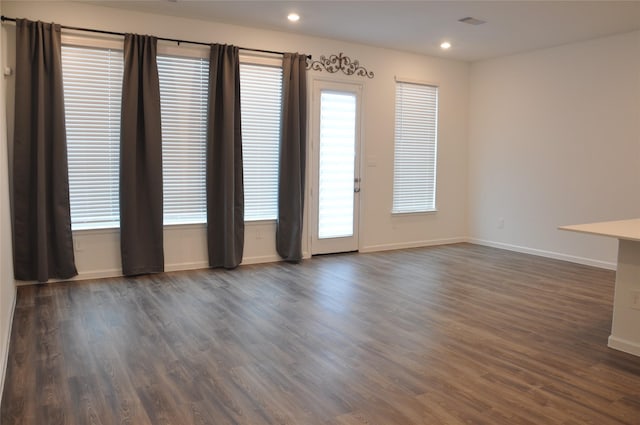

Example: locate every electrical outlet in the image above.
[498,218,504,229]
[256,230,263,240]
[631,290,640,310]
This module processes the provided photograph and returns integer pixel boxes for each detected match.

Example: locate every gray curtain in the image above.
[12,19,77,282]
[206,44,244,268]
[276,53,307,262]
[119,34,164,276]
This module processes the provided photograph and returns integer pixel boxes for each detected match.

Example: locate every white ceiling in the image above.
[95,1,640,62]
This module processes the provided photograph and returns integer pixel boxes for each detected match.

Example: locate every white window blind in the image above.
[240,63,283,221]
[63,45,283,229]
[62,45,123,230]
[392,81,439,213]
[157,54,209,225]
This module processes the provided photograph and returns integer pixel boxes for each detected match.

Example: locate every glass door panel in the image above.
[318,91,356,239]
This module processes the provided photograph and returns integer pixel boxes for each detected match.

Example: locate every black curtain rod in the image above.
[0,15,311,59]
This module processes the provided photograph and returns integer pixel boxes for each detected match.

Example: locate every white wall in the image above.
[0,0,17,403]
[468,31,640,269]
[2,1,470,280]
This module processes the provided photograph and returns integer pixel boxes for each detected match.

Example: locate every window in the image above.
[157,54,209,225]
[157,58,282,224]
[240,62,283,221]
[62,44,123,230]
[392,81,439,213]
[62,40,283,230]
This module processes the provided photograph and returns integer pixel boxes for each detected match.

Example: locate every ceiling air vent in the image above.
[458,17,486,26]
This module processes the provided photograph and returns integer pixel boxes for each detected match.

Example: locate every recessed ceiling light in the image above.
[440,41,451,50]
[288,13,300,22]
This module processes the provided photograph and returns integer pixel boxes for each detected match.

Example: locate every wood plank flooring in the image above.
[2,243,640,424]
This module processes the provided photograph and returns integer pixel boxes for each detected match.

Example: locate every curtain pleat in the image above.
[119,34,164,276]
[276,53,308,262]
[206,44,244,268]
[12,19,77,282]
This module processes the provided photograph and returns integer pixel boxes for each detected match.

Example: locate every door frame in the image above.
[308,77,365,255]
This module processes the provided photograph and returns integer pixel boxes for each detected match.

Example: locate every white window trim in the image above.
[62,33,122,50]
[240,53,282,67]
[158,52,209,226]
[390,210,439,217]
[391,78,440,215]
[157,41,209,59]
[63,41,122,230]
[239,60,283,222]
[394,76,440,87]
[62,34,285,229]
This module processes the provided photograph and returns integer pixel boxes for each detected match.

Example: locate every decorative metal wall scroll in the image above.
[306,53,374,79]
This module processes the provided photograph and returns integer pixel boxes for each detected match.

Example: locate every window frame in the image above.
[61,34,124,231]
[239,54,284,222]
[156,48,209,226]
[61,35,285,231]
[391,78,440,215]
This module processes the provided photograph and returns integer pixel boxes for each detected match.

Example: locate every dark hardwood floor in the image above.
[2,243,640,424]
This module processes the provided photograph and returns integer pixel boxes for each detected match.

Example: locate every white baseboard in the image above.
[360,237,467,254]
[17,237,616,285]
[17,254,292,285]
[165,261,209,272]
[240,255,281,265]
[468,238,616,270]
[608,335,640,357]
[16,267,125,285]
[0,285,17,405]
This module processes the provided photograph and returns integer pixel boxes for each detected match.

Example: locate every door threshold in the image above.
[311,250,359,257]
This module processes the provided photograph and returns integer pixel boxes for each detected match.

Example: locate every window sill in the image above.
[71,226,119,236]
[164,222,207,231]
[245,219,277,226]
[72,221,119,233]
[72,219,277,234]
[391,209,438,217]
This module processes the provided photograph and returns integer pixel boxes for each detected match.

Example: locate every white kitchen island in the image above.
[560,218,640,357]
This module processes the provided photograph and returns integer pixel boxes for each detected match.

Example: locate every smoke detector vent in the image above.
[458,17,486,26]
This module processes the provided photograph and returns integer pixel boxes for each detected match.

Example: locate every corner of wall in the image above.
[465,32,640,267]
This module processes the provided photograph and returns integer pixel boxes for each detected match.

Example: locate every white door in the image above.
[310,81,362,255]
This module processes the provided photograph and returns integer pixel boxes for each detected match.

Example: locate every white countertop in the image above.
[559,218,640,242]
